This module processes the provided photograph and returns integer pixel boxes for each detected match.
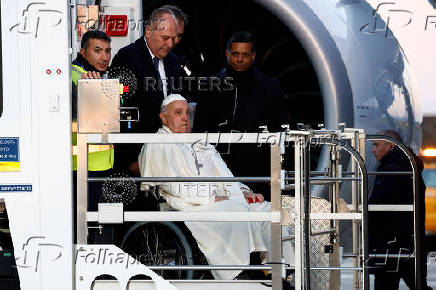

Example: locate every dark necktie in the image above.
[153,56,163,92]
[153,57,161,79]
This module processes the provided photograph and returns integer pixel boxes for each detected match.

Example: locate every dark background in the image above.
[143,0,324,130]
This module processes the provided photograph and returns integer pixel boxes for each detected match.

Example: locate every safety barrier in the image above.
[76,129,422,289]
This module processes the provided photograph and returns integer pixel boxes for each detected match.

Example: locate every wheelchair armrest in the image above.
[159,202,176,211]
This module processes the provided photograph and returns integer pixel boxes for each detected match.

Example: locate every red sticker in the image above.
[56,69,62,74]
[105,15,128,36]
[46,69,51,74]
[123,85,130,93]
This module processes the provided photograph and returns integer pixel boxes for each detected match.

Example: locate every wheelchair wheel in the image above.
[120,222,194,279]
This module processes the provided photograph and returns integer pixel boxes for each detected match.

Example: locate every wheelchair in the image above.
[113,187,210,280]
[94,181,300,282]
[120,220,195,279]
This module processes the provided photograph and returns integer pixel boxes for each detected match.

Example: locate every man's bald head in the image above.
[159,5,188,45]
[377,130,403,143]
[145,9,178,59]
[371,130,402,162]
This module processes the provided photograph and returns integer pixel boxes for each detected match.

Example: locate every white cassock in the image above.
[138,126,272,280]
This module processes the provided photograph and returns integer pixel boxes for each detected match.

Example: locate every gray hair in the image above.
[160,104,169,115]
[160,4,188,26]
[148,7,178,28]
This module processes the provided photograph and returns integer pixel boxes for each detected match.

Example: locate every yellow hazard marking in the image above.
[0,162,20,172]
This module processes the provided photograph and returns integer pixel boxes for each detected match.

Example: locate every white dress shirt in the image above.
[145,37,168,97]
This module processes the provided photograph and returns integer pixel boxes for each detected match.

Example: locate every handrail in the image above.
[84,131,307,144]
[87,211,280,223]
[312,136,370,289]
[88,176,271,182]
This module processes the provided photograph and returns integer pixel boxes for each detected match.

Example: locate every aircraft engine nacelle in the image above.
[258,0,419,179]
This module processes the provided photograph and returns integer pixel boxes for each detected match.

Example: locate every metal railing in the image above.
[77,132,304,290]
[289,129,370,289]
[77,130,423,289]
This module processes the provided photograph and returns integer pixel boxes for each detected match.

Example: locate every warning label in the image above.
[0,185,32,192]
[0,137,20,172]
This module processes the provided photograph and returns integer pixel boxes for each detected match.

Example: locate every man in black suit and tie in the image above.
[111,6,186,175]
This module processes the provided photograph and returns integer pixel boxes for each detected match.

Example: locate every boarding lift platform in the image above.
[74,80,423,290]
[0,1,423,289]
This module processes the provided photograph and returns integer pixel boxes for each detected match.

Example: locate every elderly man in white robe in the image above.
[139,94,291,280]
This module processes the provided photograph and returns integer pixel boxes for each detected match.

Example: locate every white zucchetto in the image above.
[161,94,187,109]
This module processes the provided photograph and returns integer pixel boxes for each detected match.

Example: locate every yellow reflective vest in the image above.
[72,64,114,171]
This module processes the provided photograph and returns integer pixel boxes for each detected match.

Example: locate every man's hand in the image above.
[243,191,264,204]
[214,196,229,202]
[81,71,101,79]
[129,161,140,176]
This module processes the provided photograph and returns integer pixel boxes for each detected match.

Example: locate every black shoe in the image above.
[260,278,294,289]
[283,279,294,290]
[235,270,267,280]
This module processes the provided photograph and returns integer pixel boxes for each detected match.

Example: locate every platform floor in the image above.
[1,252,435,289]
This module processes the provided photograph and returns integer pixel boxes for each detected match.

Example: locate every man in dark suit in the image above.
[111,7,185,175]
[193,31,287,200]
[368,130,431,289]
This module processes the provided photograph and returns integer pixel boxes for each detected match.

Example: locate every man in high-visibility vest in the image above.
[72,30,114,214]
